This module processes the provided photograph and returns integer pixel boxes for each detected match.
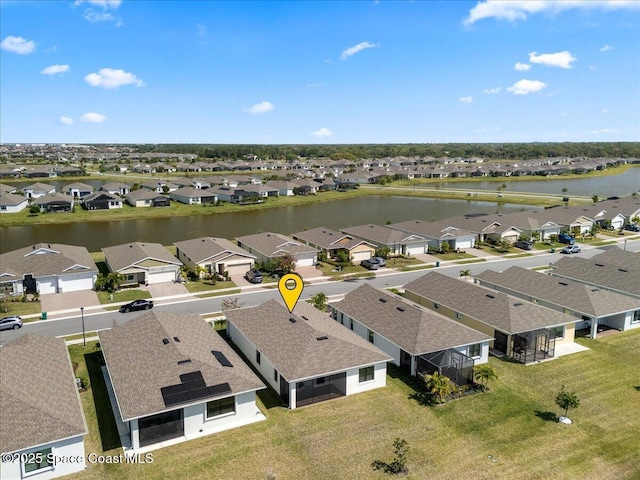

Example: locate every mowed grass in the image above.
[67,329,640,480]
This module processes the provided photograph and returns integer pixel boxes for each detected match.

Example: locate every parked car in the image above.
[119,299,154,313]
[0,316,22,330]
[624,224,640,232]
[245,269,263,284]
[514,240,534,250]
[561,245,581,254]
[369,256,387,268]
[557,233,576,245]
[360,259,379,270]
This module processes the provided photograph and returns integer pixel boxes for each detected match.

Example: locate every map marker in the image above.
[278,273,304,313]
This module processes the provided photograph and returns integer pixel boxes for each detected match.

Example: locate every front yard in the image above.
[66,329,640,480]
[96,289,151,305]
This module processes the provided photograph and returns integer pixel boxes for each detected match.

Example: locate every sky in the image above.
[1,0,639,144]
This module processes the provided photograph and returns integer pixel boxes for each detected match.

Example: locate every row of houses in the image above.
[3,248,639,479]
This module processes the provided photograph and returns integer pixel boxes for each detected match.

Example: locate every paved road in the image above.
[1,240,637,345]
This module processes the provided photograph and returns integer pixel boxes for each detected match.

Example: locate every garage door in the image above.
[147,270,177,284]
[406,244,425,255]
[295,254,316,267]
[58,273,94,293]
[456,239,474,249]
[37,276,57,294]
[351,250,372,263]
[225,262,253,276]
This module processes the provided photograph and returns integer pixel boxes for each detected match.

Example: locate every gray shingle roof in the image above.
[225,300,391,381]
[235,232,319,258]
[292,227,374,251]
[332,284,492,355]
[389,219,476,241]
[0,335,87,453]
[102,242,182,273]
[404,271,576,334]
[0,192,28,206]
[98,311,264,421]
[33,192,73,206]
[341,224,426,246]
[476,266,640,317]
[125,189,169,201]
[0,243,97,278]
[174,237,255,264]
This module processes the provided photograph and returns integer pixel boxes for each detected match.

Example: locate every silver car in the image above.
[0,316,23,330]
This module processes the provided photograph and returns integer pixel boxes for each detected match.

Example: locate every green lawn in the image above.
[1,300,41,317]
[96,289,151,304]
[66,329,640,480]
[432,251,476,261]
[183,280,236,294]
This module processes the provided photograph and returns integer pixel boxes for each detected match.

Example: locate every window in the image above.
[550,326,564,339]
[256,350,261,365]
[433,302,439,310]
[455,312,463,319]
[23,448,52,474]
[206,397,235,418]
[127,274,134,281]
[274,369,278,382]
[350,318,354,331]
[368,329,374,344]
[359,366,374,383]
[469,344,481,357]
[633,310,640,324]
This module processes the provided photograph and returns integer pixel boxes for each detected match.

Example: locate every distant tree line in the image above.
[131,142,640,161]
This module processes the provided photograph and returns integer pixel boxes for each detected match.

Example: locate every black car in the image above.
[119,299,154,313]
[624,224,640,232]
[514,240,534,250]
[360,259,379,270]
[245,269,263,284]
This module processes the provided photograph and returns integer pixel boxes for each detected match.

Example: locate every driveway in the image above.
[40,290,102,318]
[296,265,325,280]
[140,282,190,300]
[230,273,253,287]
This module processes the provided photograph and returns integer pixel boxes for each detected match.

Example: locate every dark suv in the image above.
[245,269,263,284]
[360,259,379,270]
[557,233,575,245]
[514,240,534,250]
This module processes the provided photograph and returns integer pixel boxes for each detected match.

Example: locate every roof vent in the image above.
[396,307,405,312]
[379,298,387,303]
[289,317,297,323]
[177,359,192,365]
[559,281,568,286]
[486,294,495,299]
[619,268,628,272]
[162,338,170,345]
[591,288,600,292]
[301,315,309,321]
[513,302,523,307]
[595,263,604,267]
[173,336,180,342]
[316,335,329,341]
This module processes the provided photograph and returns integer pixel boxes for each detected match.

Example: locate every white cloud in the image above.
[602,108,608,114]
[312,127,333,138]
[340,41,377,60]
[59,116,74,125]
[244,101,274,114]
[591,128,617,134]
[196,24,208,38]
[600,44,614,52]
[589,65,598,70]
[529,51,576,69]
[459,96,474,104]
[464,1,640,26]
[514,62,530,71]
[1,36,36,55]
[85,68,145,88]
[483,87,501,94]
[80,112,107,123]
[41,64,70,76]
[507,79,547,95]
[75,0,122,9]
[84,10,115,23]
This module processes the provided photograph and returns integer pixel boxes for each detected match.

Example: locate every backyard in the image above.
[66,328,640,480]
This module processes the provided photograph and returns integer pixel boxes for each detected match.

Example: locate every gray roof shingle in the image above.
[0,243,97,279]
[174,237,255,264]
[235,232,319,258]
[102,242,182,273]
[292,227,374,251]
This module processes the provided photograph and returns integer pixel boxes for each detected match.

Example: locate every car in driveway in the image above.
[557,233,576,245]
[0,316,22,330]
[245,269,263,284]
[369,256,387,268]
[360,259,379,270]
[624,224,640,232]
[514,240,534,250]
[561,245,581,254]
[119,299,154,313]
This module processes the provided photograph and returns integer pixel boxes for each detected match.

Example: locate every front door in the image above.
[494,331,508,354]
[23,274,36,294]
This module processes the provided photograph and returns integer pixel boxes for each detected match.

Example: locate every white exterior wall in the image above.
[405,244,426,255]
[36,276,57,294]
[294,253,317,267]
[625,311,640,331]
[455,237,475,249]
[345,363,386,396]
[1,200,28,213]
[57,272,95,293]
[453,342,490,365]
[146,268,178,284]
[0,435,85,480]
[342,313,402,367]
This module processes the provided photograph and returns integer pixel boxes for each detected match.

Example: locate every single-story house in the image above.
[236,232,319,268]
[225,300,391,409]
[61,182,94,198]
[0,192,28,214]
[23,182,55,199]
[32,193,73,213]
[0,183,17,194]
[169,187,217,205]
[550,249,640,300]
[100,182,131,196]
[265,181,296,196]
[102,242,182,285]
[140,180,179,193]
[55,166,85,177]
[476,266,640,339]
[404,271,579,364]
[174,237,256,276]
[292,227,376,263]
[125,189,171,208]
[99,311,265,453]
[0,335,87,480]
[24,168,57,178]
[390,219,477,251]
[446,214,523,245]
[241,184,279,198]
[290,179,319,195]
[0,243,98,295]
[330,284,492,384]
[82,191,123,210]
[341,224,429,256]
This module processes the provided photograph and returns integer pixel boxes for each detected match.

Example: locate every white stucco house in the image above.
[235,232,319,268]
[102,242,182,285]
[0,192,29,213]
[174,237,256,277]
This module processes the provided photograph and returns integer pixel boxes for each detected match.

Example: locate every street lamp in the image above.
[80,307,85,347]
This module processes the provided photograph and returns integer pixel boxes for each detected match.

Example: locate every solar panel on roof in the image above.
[161,371,232,407]
[211,350,233,367]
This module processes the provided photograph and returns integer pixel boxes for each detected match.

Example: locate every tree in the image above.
[592,195,599,203]
[473,364,498,392]
[29,204,40,214]
[94,272,125,293]
[371,438,409,475]
[310,292,328,312]
[277,254,296,274]
[335,250,351,266]
[555,385,580,421]
[424,372,452,404]
[221,297,244,311]
[376,247,391,259]
[459,269,471,279]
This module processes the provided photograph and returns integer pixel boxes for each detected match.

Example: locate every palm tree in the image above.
[474,364,498,392]
[424,372,452,404]
[459,269,471,278]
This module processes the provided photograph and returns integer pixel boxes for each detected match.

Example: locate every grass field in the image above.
[96,289,151,304]
[66,329,640,480]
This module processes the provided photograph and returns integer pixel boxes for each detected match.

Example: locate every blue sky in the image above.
[1,0,639,144]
